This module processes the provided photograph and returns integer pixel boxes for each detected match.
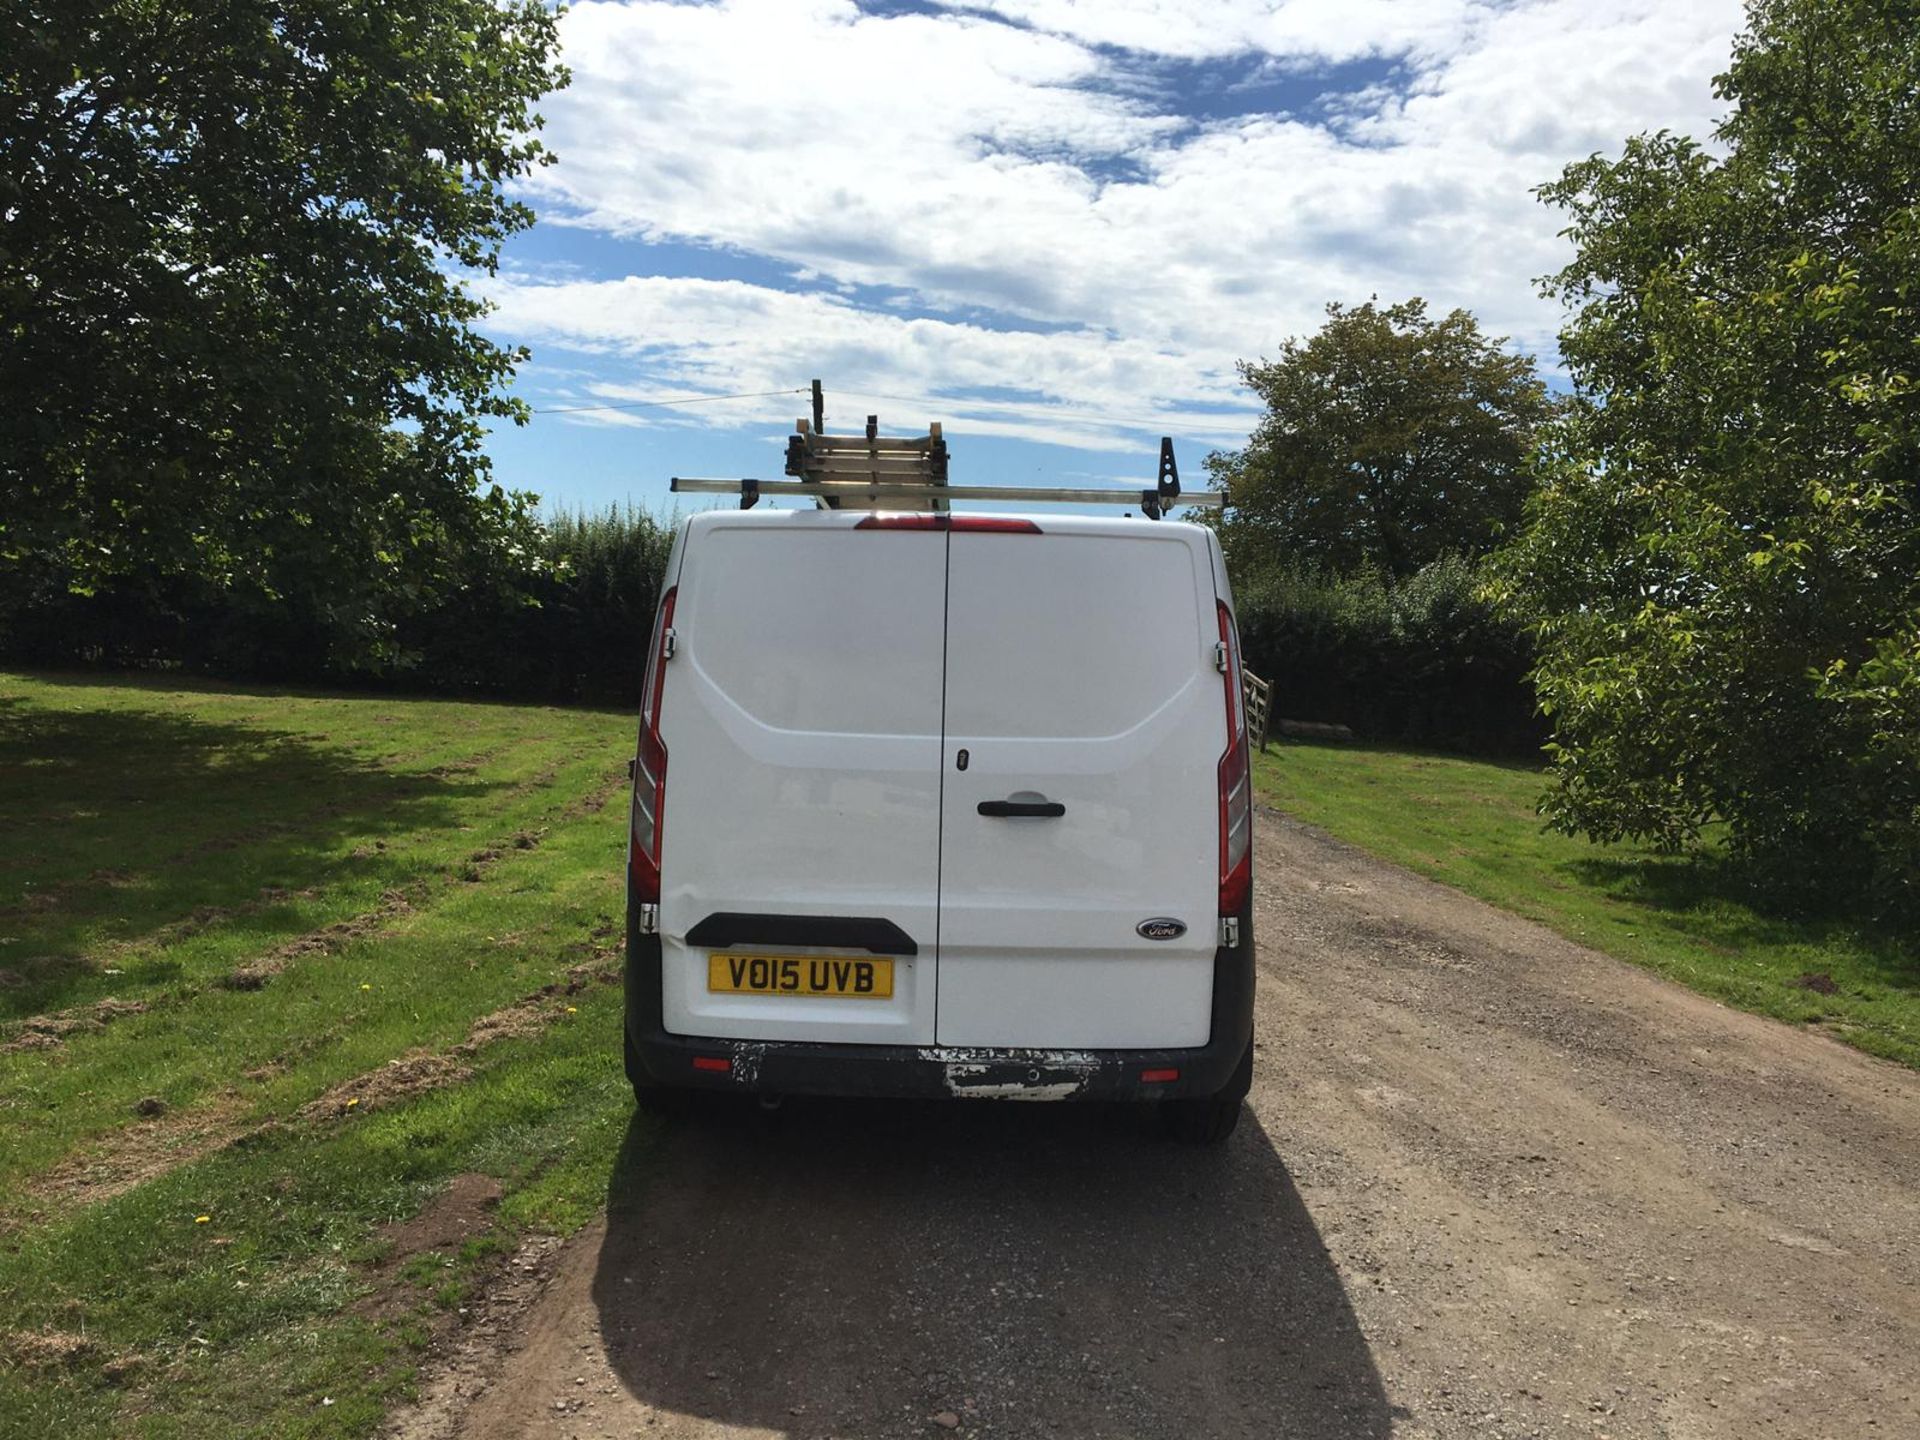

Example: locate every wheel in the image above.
[624,1025,689,1117]
[1161,1092,1243,1144]
[1159,1031,1254,1145]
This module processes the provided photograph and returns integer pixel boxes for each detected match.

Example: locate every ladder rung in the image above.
[799,457,953,479]
[799,435,941,455]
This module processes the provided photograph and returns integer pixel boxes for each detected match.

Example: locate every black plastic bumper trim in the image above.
[684,912,918,956]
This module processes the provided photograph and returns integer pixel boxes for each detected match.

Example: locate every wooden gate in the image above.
[1241,666,1273,752]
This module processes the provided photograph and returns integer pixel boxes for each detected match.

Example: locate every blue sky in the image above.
[476,0,1745,516]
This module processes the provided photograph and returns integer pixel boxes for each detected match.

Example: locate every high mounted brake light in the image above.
[854,515,1041,533]
[1217,600,1252,917]
[630,587,677,904]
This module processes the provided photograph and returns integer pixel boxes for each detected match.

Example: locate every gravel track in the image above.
[387,809,1920,1439]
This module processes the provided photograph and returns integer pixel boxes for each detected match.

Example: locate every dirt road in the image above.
[389,810,1920,1439]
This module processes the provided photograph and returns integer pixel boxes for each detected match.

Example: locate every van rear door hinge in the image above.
[1214,641,1230,673]
[1218,916,1240,948]
[662,629,678,660]
[636,902,659,935]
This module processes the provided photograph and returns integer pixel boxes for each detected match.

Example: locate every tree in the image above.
[0,1,567,662]
[1208,299,1556,577]
[1490,0,1920,917]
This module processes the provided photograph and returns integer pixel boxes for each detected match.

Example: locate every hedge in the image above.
[4,514,1542,754]
[1232,555,1542,755]
[0,507,675,708]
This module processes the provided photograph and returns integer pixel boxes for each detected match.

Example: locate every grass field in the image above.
[0,673,646,1437]
[1253,740,1920,1069]
[6,674,1915,1435]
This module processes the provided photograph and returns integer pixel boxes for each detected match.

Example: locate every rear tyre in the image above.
[1161,1092,1242,1144]
[624,1025,690,1117]
[1160,1031,1254,1145]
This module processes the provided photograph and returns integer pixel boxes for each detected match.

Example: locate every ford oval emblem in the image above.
[1136,917,1187,941]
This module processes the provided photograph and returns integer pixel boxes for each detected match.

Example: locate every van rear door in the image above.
[935,522,1222,1049]
[657,514,945,1046]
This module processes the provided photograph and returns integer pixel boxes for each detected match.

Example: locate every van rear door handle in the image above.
[978,799,1066,818]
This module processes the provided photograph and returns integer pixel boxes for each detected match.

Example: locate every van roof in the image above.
[680,509,1219,541]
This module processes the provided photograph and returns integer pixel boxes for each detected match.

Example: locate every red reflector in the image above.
[854,515,1040,533]
[691,1056,731,1074]
[1140,1067,1181,1084]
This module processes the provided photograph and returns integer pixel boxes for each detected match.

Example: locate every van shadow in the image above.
[593,1099,1390,1438]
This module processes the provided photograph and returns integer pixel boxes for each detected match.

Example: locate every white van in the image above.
[623,508,1255,1142]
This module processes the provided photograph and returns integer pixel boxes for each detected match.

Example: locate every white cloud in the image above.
[942,0,1485,64]
[496,0,1748,449]
[482,274,1258,451]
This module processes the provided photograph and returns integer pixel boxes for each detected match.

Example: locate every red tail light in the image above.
[1217,600,1252,916]
[854,515,1041,533]
[630,587,677,903]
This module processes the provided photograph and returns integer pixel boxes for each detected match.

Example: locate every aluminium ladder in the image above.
[669,381,1226,518]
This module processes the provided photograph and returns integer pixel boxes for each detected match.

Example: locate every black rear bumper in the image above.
[623,905,1255,1103]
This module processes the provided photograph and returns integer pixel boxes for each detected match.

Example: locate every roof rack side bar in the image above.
[669,477,1225,508]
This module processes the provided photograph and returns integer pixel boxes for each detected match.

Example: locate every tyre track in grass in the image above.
[385,809,1920,1440]
[0,737,614,1016]
[0,731,529,944]
[215,749,620,992]
[0,764,631,1209]
[0,997,150,1055]
[0,761,629,1049]
[20,963,623,1213]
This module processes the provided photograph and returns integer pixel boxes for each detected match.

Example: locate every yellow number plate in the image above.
[707,953,895,999]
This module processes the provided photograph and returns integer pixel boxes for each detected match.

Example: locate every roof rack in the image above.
[668,380,1225,519]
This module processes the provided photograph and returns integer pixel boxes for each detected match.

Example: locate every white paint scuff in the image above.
[920,1048,1100,1101]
